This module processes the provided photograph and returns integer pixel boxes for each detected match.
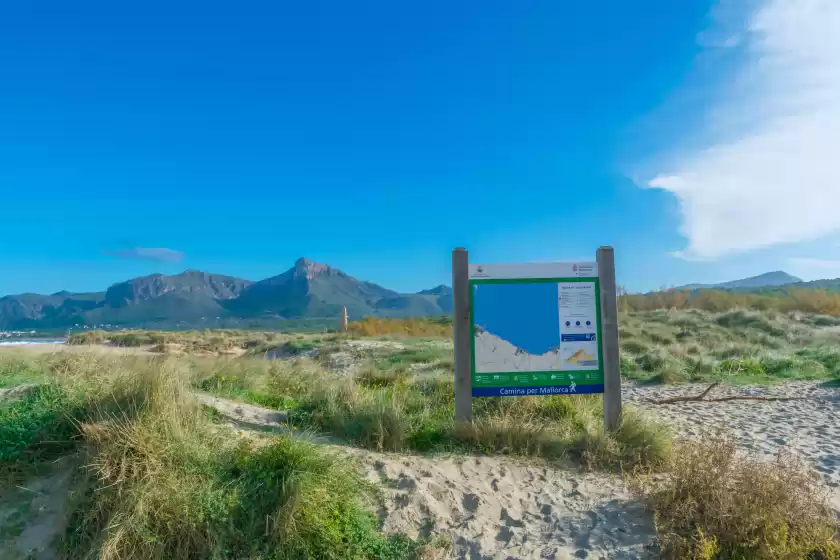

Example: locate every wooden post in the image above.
[597,246,622,432]
[341,306,349,331]
[452,248,473,424]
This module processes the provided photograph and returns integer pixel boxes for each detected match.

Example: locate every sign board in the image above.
[467,262,604,397]
[451,247,621,429]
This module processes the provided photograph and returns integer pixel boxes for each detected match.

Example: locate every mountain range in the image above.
[678,271,803,290]
[1,262,836,330]
[0,258,453,330]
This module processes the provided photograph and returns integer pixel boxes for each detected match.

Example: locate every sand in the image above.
[0,458,76,560]
[626,380,840,510]
[354,451,654,560]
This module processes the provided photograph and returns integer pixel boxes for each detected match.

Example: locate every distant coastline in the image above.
[0,339,66,346]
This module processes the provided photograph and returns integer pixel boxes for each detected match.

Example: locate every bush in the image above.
[631,435,840,559]
[0,384,82,462]
[716,358,765,378]
[620,339,650,355]
[356,364,412,388]
[714,310,786,337]
[67,331,109,345]
[348,317,452,338]
[620,287,840,317]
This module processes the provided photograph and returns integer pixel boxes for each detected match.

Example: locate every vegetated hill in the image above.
[0,291,104,329]
[0,271,252,329]
[376,285,454,317]
[103,270,252,307]
[0,258,452,329]
[680,271,803,290]
[788,278,840,292]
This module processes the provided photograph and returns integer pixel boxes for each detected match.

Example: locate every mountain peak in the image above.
[293,257,336,280]
[418,285,452,296]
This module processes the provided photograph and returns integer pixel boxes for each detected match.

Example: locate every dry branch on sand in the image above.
[645,381,807,405]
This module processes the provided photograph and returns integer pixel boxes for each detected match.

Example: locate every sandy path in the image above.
[352,451,654,560]
[194,393,288,428]
[626,380,840,510]
[194,394,656,559]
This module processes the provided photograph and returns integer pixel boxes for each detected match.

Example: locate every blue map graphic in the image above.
[472,282,560,355]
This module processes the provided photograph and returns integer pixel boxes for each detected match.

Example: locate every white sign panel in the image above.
[468,262,597,280]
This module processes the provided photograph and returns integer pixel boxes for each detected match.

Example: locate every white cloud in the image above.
[102,247,185,263]
[645,0,840,260]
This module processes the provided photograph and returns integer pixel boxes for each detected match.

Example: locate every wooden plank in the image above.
[452,247,473,424]
[597,246,622,431]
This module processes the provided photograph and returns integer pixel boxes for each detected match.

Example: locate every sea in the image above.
[0,339,66,346]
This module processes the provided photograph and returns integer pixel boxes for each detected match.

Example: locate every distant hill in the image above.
[680,271,803,290]
[0,258,452,329]
[790,278,840,292]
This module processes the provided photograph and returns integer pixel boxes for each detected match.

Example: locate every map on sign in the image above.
[468,262,604,397]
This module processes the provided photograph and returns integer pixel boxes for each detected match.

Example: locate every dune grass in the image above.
[64,309,840,386]
[0,352,425,559]
[631,434,840,559]
[191,355,672,470]
[347,317,452,338]
[619,309,840,385]
[67,329,304,356]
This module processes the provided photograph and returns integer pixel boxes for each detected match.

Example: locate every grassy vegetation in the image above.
[631,435,840,559]
[64,309,840,389]
[620,285,840,316]
[0,355,48,389]
[0,352,429,559]
[68,329,294,355]
[619,309,840,384]
[347,317,452,338]
[191,354,671,470]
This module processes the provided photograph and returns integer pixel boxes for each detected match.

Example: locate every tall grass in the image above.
[620,286,840,316]
[0,353,421,559]
[619,310,840,385]
[67,329,288,355]
[347,317,452,338]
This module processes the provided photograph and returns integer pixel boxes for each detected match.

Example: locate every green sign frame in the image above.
[468,276,605,397]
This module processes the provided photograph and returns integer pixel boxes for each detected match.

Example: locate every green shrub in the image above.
[67,331,109,345]
[808,315,840,327]
[0,384,81,463]
[356,364,412,388]
[620,339,650,355]
[797,346,840,376]
[715,310,786,337]
[716,358,765,378]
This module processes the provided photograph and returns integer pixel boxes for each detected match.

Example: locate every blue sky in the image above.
[2,0,839,296]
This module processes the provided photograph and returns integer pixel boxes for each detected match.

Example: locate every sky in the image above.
[1,0,839,296]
